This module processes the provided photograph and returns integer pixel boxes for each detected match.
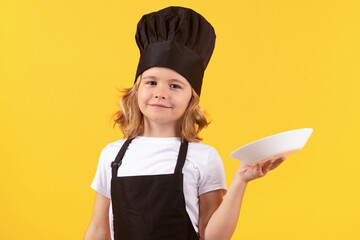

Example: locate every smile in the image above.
[149,104,171,108]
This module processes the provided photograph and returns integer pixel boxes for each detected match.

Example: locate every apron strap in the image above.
[111,138,188,176]
[174,140,189,174]
[111,138,134,177]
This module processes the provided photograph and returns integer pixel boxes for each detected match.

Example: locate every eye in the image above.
[145,81,157,86]
[170,84,181,89]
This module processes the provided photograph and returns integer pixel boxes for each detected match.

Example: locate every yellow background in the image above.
[1,0,359,239]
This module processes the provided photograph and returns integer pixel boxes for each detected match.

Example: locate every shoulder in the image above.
[97,139,127,164]
[187,142,221,164]
[188,142,219,155]
[187,142,227,194]
[106,138,127,149]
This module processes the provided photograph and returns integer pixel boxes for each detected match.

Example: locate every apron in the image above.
[110,138,200,240]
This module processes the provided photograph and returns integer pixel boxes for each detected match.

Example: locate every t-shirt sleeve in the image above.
[90,145,112,199]
[198,147,227,196]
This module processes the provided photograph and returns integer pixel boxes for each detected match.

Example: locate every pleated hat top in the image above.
[135,6,216,96]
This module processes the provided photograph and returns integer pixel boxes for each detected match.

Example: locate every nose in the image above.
[155,95,166,100]
[154,84,167,100]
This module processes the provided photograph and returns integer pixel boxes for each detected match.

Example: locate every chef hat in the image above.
[134,6,216,96]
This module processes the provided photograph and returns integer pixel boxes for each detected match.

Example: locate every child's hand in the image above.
[236,156,286,183]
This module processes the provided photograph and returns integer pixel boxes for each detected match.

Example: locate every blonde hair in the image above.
[112,75,210,142]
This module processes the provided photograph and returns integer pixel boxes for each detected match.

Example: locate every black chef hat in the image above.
[134,6,216,96]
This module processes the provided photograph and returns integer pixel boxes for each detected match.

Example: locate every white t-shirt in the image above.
[90,136,227,240]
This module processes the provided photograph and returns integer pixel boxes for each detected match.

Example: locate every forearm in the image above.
[83,224,111,240]
[203,176,247,240]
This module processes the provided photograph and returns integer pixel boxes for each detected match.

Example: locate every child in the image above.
[84,6,285,240]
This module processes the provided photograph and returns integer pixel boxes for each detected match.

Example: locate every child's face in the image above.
[137,67,192,129]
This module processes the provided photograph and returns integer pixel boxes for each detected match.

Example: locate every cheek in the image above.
[137,92,147,115]
[175,93,192,112]
[137,89,149,105]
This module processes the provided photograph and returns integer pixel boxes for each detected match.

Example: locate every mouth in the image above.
[149,104,171,108]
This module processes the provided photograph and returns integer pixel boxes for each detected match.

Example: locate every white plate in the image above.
[230,128,313,165]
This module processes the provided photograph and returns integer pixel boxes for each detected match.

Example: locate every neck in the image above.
[141,119,180,138]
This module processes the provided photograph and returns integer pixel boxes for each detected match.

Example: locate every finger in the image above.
[262,159,272,174]
[254,163,263,177]
[269,157,285,170]
[270,159,283,170]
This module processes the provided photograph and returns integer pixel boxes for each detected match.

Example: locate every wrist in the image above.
[232,174,249,187]
[235,167,258,183]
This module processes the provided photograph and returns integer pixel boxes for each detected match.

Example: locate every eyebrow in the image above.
[141,75,157,80]
[142,76,186,86]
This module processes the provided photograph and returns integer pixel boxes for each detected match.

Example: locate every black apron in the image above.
[111,138,199,240]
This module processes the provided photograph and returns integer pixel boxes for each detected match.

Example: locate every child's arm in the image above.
[199,157,285,240]
[83,192,111,240]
